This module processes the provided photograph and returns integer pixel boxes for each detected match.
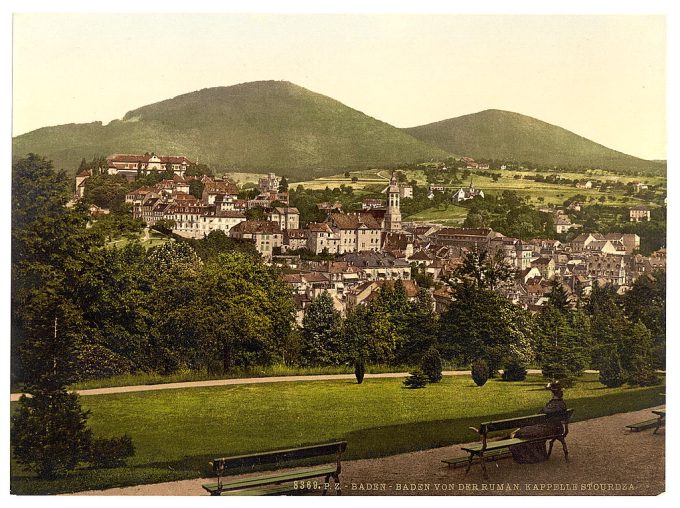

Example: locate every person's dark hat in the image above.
[546,380,563,392]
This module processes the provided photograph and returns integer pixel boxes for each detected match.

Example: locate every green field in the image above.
[296,166,665,225]
[295,168,390,190]
[10,373,664,494]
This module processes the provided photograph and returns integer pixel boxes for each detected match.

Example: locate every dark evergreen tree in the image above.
[354,357,366,384]
[599,349,625,388]
[535,306,590,386]
[300,291,344,366]
[403,369,428,388]
[546,280,570,313]
[421,347,443,383]
[471,359,490,386]
[11,390,92,479]
[439,284,534,374]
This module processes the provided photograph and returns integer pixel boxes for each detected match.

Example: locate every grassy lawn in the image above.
[105,231,173,250]
[10,373,664,494]
[408,204,470,224]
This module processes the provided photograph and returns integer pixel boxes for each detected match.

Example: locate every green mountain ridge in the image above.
[12,81,447,179]
[13,82,664,179]
[404,109,664,174]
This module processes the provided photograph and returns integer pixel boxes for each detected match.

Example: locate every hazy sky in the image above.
[13,13,666,160]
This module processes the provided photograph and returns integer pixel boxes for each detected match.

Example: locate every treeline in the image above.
[462,190,557,240]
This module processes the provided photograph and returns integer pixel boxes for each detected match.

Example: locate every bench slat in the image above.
[202,465,337,493]
[481,409,573,433]
[219,484,299,496]
[443,449,512,467]
[626,419,660,431]
[212,441,346,471]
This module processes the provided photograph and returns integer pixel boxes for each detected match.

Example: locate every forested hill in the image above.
[12,81,447,179]
[404,109,666,175]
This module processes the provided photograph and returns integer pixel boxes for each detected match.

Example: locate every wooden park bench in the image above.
[652,409,665,434]
[455,409,573,479]
[625,409,665,433]
[201,441,347,496]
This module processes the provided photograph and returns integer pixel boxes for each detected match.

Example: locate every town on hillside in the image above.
[75,152,666,323]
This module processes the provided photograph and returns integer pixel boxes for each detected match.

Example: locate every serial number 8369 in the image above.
[293,481,339,490]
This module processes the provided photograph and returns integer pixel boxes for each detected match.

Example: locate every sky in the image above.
[12,13,666,160]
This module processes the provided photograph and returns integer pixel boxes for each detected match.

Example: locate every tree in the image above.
[151,219,176,236]
[147,241,202,274]
[622,321,660,386]
[421,347,443,383]
[11,390,92,479]
[599,350,624,388]
[279,176,289,192]
[189,179,204,199]
[439,285,534,374]
[452,247,514,290]
[623,272,666,368]
[403,369,428,388]
[471,359,489,386]
[300,291,344,366]
[535,306,589,386]
[546,281,570,313]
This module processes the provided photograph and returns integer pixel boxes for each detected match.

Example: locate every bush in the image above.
[11,390,92,479]
[502,359,527,381]
[599,350,625,388]
[88,435,135,468]
[421,347,443,383]
[403,369,428,389]
[75,343,132,381]
[471,359,489,386]
[354,358,365,384]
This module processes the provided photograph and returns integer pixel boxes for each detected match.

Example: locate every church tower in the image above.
[384,173,402,232]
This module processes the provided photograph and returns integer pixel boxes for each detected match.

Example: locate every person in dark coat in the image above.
[509,381,568,464]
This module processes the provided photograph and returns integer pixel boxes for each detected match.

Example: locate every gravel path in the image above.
[74,405,664,496]
[11,370,567,401]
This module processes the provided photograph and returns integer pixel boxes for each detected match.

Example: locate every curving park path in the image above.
[10,370,557,401]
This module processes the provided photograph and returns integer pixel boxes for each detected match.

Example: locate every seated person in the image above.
[509,381,567,464]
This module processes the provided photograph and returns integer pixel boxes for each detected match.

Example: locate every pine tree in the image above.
[536,306,589,386]
[300,291,344,365]
[624,321,660,386]
[403,369,428,388]
[11,390,92,479]
[421,347,443,383]
[599,349,625,388]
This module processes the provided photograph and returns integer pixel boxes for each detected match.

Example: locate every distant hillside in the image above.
[404,109,665,175]
[12,81,447,179]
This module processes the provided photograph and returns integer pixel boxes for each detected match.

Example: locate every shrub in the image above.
[11,390,92,479]
[627,368,661,387]
[75,343,131,381]
[354,358,365,384]
[599,350,625,388]
[471,359,489,386]
[88,435,135,469]
[421,347,443,383]
[403,369,428,389]
[502,359,527,381]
